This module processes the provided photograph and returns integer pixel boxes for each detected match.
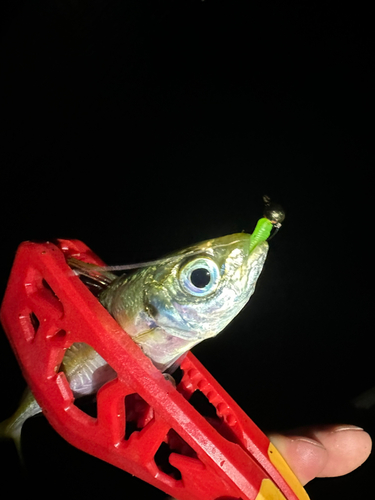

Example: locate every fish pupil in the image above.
[190,268,211,288]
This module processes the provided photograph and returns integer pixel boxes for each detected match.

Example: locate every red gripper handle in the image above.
[0,240,309,500]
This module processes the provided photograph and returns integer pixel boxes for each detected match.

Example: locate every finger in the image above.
[309,425,372,478]
[268,432,329,485]
[269,424,372,486]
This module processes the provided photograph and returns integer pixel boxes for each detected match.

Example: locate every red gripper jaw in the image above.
[0,240,309,500]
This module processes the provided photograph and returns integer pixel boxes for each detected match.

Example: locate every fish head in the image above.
[144,233,268,341]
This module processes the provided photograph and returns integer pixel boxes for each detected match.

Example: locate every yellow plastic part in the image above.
[267,443,310,500]
[255,479,287,500]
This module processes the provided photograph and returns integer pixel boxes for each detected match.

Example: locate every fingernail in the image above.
[289,436,326,449]
[332,425,364,433]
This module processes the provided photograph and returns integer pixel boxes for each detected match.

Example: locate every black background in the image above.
[0,1,373,498]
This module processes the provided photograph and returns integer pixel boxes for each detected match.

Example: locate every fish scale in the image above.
[61,342,117,396]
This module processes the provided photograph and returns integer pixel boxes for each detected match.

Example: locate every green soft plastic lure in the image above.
[249,195,285,253]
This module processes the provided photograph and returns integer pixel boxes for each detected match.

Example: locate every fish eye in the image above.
[190,268,211,288]
[179,257,220,297]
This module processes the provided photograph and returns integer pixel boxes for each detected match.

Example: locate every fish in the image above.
[0,207,284,458]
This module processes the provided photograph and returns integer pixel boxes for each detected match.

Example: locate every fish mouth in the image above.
[245,240,269,287]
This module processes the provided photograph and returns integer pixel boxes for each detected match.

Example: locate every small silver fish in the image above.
[0,229,270,455]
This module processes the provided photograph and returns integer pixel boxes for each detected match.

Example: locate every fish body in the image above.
[60,342,117,396]
[0,230,269,453]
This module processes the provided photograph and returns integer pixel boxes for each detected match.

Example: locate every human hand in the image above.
[268,424,372,485]
[166,424,372,499]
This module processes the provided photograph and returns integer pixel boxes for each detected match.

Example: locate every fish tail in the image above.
[0,388,41,463]
[0,415,24,460]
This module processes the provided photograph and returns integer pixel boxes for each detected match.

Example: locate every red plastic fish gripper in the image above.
[0,240,309,500]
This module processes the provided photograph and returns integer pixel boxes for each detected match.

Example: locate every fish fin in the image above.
[132,328,156,344]
[67,257,117,292]
[0,416,24,463]
[165,352,188,374]
[162,373,176,387]
[99,249,214,273]
[0,388,42,463]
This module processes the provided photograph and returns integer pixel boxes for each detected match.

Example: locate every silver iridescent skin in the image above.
[100,233,268,372]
